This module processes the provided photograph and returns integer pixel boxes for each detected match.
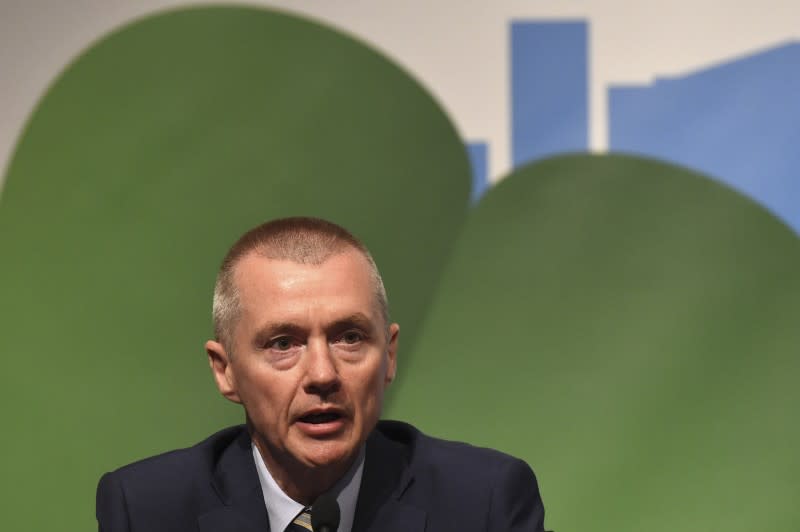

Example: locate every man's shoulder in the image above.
[369,420,546,531]
[98,424,250,512]
[96,426,252,530]
[105,424,247,482]
[373,419,534,480]
[96,425,252,529]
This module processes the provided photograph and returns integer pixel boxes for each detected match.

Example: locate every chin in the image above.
[299,440,358,469]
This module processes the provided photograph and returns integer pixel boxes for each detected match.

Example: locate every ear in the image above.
[206,340,242,404]
[384,323,399,385]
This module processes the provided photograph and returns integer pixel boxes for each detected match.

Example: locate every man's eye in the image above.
[340,331,363,344]
[268,337,295,351]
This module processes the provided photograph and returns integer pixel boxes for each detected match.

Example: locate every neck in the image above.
[251,437,356,506]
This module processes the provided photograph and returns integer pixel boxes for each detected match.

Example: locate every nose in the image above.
[303,338,340,398]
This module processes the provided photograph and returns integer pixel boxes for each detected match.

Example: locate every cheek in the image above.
[351,361,389,411]
[234,369,294,420]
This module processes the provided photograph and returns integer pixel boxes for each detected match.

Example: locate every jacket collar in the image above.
[197,422,427,532]
[198,426,270,532]
[352,421,427,532]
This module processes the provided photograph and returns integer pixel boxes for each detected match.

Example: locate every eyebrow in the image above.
[324,313,376,336]
[252,313,378,346]
[252,322,307,347]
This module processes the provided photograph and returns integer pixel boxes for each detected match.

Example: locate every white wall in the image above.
[1,0,798,187]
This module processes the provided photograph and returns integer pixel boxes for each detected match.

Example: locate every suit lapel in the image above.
[359,498,426,532]
[353,425,427,532]
[198,427,270,532]
[196,422,427,532]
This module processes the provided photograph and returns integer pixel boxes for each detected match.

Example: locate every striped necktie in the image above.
[286,507,313,531]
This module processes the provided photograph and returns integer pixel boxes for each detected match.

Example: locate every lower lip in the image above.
[296,417,346,437]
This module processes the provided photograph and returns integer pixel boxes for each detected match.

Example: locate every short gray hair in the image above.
[212,217,389,351]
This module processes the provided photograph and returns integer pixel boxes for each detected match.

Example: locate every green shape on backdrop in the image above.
[2,5,799,532]
[0,7,469,530]
[387,154,800,532]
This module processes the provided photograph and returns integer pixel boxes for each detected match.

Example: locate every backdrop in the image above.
[1,3,798,531]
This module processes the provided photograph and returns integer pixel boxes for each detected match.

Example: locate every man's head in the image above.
[205,217,399,503]
[212,217,390,353]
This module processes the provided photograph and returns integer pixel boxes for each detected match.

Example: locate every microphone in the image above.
[311,492,340,532]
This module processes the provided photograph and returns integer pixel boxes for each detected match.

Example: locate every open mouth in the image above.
[299,411,343,424]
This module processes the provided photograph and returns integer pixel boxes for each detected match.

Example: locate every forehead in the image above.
[232,249,379,323]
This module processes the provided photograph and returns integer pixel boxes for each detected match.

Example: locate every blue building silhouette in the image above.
[468,21,589,202]
[610,42,800,234]
[511,21,588,168]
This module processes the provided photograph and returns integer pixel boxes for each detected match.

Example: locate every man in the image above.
[96,217,549,531]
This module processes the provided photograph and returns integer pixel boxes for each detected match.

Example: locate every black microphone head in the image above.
[311,492,340,532]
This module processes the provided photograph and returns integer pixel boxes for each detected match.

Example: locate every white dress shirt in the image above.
[252,442,365,532]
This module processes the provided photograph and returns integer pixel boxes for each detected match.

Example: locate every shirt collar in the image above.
[251,442,365,532]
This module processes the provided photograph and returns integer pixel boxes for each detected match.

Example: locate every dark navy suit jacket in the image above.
[96,420,548,531]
